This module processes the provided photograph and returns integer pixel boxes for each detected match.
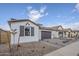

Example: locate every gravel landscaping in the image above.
[43,38,79,47]
[0,41,58,56]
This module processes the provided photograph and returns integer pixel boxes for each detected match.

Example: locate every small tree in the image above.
[10,29,17,55]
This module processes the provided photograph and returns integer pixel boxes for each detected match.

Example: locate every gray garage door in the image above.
[41,31,51,40]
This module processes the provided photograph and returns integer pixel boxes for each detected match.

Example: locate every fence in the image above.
[0,29,11,44]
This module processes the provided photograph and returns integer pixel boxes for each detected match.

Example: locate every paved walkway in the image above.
[44,41,79,56]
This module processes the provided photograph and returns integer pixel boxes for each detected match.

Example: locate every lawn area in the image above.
[0,41,58,56]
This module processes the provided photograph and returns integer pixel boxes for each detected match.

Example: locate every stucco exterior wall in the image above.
[39,30,42,40]
[10,21,40,44]
[52,31,59,38]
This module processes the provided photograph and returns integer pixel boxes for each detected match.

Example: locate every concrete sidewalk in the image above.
[44,41,79,56]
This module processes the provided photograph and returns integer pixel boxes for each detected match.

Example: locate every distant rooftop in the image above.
[8,18,79,32]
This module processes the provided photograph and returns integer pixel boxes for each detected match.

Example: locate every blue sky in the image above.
[0,3,79,30]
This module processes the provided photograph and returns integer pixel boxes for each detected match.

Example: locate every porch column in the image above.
[63,32,65,38]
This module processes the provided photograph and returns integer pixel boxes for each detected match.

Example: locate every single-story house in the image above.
[8,19,79,44]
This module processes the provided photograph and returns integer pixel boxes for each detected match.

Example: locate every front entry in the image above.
[41,31,51,40]
[58,32,63,38]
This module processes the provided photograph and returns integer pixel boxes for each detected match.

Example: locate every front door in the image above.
[58,32,63,38]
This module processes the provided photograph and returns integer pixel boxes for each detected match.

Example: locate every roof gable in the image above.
[52,25,63,30]
[8,18,40,27]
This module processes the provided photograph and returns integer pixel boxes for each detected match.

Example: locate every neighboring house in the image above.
[71,30,79,38]
[8,19,79,44]
[62,28,72,38]
[0,28,11,44]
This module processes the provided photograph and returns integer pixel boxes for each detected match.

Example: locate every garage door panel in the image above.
[41,31,51,39]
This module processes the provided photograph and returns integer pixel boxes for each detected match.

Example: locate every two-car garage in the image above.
[41,31,51,40]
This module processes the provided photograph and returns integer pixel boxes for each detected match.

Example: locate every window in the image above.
[25,27,30,36]
[59,32,63,34]
[20,26,34,36]
[20,26,24,36]
[31,27,34,36]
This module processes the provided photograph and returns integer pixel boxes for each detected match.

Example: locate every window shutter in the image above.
[31,27,34,36]
[20,26,24,36]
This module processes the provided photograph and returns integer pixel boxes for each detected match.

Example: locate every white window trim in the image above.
[24,26,31,36]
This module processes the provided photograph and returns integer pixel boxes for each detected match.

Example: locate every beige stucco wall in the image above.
[52,31,59,38]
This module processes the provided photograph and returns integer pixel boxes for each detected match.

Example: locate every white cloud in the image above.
[61,22,79,30]
[0,24,10,31]
[72,3,79,13]
[46,22,79,30]
[27,6,32,11]
[40,6,46,13]
[28,9,44,21]
[45,13,48,16]
[75,3,79,11]
[71,17,75,19]
[72,9,76,13]
[69,22,79,30]
[56,15,67,19]
[27,6,48,22]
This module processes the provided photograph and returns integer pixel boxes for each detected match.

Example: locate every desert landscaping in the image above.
[0,3,79,56]
[0,41,58,56]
